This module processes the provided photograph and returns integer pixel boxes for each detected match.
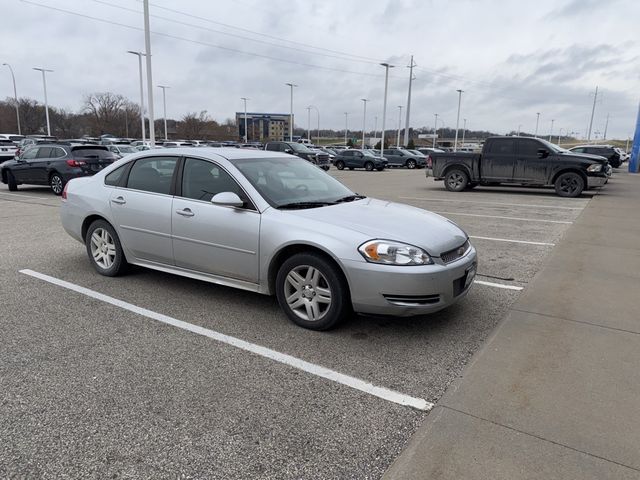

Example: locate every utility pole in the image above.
[603,113,609,140]
[361,99,368,149]
[396,105,403,148]
[454,89,463,151]
[306,106,311,142]
[344,112,349,146]
[143,0,155,146]
[534,112,540,138]
[433,113,439,147]
[285,82,297,141]
[548,119,554,142]
[462,118,467,145]
[587,85,598,142]
[158,85,169,141]
[380,63,394,153]
[33,67,53,136]
[241,97,249,142]
[403,55,416,147]
[127,51,146,142]
[2,63,21,135]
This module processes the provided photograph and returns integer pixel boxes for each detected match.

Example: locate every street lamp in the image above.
[433,113,439,147]
[548,119,554,142]
[285,82,297,141]
[517,124,522,136]
[454,89,463,152]
[127,51,146,142]
[534,112,541,138]
[241,97,249,142]
[158,85,170,141]
[33,67,53,136]
[462,118,467,145]
[308,105,320,145]
[557,127,565,146]
[344,112,349,146]
[380,62,394,153]
[2,63,20,135]
[373,115,378,142]
[361,99,368,149]
[396,105,403,148]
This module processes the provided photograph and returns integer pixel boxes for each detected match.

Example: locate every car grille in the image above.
[440,240,470,264]
[315,153,329,165]
[382,294,441,306]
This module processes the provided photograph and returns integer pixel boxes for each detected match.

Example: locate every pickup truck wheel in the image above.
[444,169,469,192]
[7,171,18,191]
[364,161,374,171]
[335,160,345,170]
[555,172,584,197]
[406,159,417,169]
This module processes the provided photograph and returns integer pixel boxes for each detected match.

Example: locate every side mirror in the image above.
[211,191,244,208]
[284,148,293,154]
[537,148,550,158]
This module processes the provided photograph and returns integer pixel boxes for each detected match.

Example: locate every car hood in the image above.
[287,198,467,256]
[561,152,608,163]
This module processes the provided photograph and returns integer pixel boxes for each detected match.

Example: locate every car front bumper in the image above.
[342,246,477,316]
[587,173,607,188]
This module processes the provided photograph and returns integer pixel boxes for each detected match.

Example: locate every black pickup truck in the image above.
[427,136,610,197]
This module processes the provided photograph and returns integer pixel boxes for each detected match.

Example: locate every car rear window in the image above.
[72,148,114,159]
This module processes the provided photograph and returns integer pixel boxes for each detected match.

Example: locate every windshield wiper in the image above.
[277,201,335,210]
[333,194,367,203]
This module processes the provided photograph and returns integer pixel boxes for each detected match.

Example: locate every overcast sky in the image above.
[1,0,639,139]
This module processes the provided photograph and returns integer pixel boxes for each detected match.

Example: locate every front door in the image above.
[172,157,260,283]
[513,138,548,184]
[109,156,178,264]
[12,147,39,183]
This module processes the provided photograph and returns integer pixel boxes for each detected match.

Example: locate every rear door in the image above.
[32,146,55,183]
[109,156,178,265]
[383,149,401,166]
[513,138,548,184]
[480,139,517,181]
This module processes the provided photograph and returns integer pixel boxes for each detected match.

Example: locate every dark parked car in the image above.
[264,141,330,170]
[382,148,426,168]
[428,136,609,197]
[1,143,118,195]
[568,145,622,168]
[333,149,387,171]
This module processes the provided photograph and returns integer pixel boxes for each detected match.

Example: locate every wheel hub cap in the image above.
[284,266,332,322]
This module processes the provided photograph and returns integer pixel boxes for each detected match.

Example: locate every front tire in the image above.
[276,253,350,330]
[555,172,584,197]
[85,220,128,277]
[50,173,65,195]
[7,171,18,191]
[444,169,469,192]
[406,159,417,169]
[335,160,345,170]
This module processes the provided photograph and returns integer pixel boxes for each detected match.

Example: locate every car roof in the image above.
[128,147,288,161]
[571,144,612,148]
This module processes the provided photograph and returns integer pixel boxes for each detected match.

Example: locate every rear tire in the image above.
[276,253,350,331]
[7,171,17,191]
[50,173,65,196]
[406,159,417,169]
[444,169,469,192]
[335,160,345,170]
[85,220,129,277]
[364,161,374,171]
[554,172,584,198]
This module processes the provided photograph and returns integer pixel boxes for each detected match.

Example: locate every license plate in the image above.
[464,264,477,288]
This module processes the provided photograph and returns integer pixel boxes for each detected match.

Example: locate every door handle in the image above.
[176,208,194,217]
[111,196,126,205]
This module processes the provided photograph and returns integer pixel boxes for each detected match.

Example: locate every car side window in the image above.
[36,147,53,158]
[181,158,249,205]
[51,147,66,158]
[572,147,585,153]
[126,156,178,194]
[105,165,127,186]
[265,143,278,152]
[343,151,353,157]
[518,140,541,156]
[489,140,515,155]
[22,148,39,160]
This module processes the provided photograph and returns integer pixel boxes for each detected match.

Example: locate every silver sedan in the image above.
[60,148,477,330]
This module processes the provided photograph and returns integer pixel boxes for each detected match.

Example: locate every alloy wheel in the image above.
[559,176,580,195]
[90,228,117,269]
[50,175,63,194]
[284,265,332,322]
[447,172,464,189]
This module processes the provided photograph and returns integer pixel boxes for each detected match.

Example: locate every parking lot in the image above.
[0,169,594,479]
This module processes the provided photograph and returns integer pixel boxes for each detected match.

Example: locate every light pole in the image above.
[557,128,565,146]
[454,89,463,151]
[433,113,439,147]
[285,82,297,141]
[374,115,378,142]
[344,112,349,146]
[548,119,554,142]
[2,63,20,134]
[143,0,155,146]
[241,97,249,142]
[127,51,146,142]
[33,67,53,136]
[308,105,320,145]
[306,106,311,142]
[380,62,394,153]
[396,105,403,148]
[534,112,540,138]
[361,99,368,149]
[158,85,170,141]
[517,124,522,136]
[587,85,598,142]
[462,118,467,145]
[403,55,416,147]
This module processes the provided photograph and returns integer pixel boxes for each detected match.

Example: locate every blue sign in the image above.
[630,101,640,173]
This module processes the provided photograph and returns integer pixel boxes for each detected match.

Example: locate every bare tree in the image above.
[177,111,212,139]
[83,92,127,135]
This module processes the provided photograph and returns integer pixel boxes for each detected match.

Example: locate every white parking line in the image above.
[474,280,523,291]
[469,235,555,246]
[399,196,585,210]
[19,269,432,411]
[0,191,58,202]
[432,211,572,224]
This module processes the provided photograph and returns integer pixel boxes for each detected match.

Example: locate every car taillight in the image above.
[66,159,87,167]
[426,155,433,168]
[62,181,69,200]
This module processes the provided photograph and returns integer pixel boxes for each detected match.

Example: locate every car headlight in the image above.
[358,240,433,266]
[587,164,603,172]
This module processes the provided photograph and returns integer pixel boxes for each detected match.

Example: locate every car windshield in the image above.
[409,150,425,156]
[117,146,137,153]
[289,142,313,153]
[538,139,568,153]
[361,150,377,157]
[234,157,357,208]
